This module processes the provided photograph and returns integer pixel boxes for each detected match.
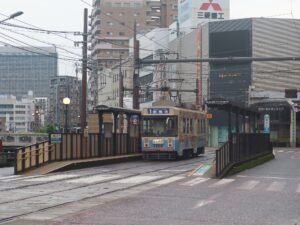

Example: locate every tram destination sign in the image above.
[206,100,229,105]
[148,108,170,115]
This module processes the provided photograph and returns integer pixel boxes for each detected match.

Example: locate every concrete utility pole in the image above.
[81,8,88,132]
[160,0,167,28]
[133,21,140,109]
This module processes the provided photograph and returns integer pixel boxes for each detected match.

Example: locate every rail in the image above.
[216,133,272,178]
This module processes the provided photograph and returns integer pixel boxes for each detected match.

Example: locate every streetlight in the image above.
[0,11,23,23]
[63,97,71,133]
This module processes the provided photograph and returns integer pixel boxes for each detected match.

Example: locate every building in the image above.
[165,18,300,146]
[90,0,178,69]
[0,118,6,133]
[49,76,81,131]
[0,94,35,133]
[0,46,58,98]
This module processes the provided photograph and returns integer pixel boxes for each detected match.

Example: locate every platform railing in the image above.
[216,133,272,178]
[15,133,141,174]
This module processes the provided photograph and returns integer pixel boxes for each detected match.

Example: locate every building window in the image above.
[119,32,125,36]
[106,32,113,36]
[107,21,113,26]
[106,12,112,16]
[134,12,140,17]
[120,22,125,26]
[119,12,124,16]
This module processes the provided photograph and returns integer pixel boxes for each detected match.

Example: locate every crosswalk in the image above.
[1,173,300,194]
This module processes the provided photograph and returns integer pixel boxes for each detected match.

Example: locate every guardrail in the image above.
[15,133,141,174]
[216,133,272,178]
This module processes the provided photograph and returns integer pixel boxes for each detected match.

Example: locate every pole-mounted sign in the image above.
[264,114,270,134]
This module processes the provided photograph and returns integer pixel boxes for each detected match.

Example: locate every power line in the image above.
[1,22,81,34]
[0,39,81,62]
[0,11,78,43]
[0,25,82,57]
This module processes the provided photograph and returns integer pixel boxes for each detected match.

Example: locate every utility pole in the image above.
[119,55,124,108]
[160,0,167,28]
[133,21,140,109]
[81,8,88,132]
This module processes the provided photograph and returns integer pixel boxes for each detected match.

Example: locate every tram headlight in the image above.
[144,138,149,148]
[168,138,173,147]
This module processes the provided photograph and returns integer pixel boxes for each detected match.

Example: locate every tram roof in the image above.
[95,105,141,115]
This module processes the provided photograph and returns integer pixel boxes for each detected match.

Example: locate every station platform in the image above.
[22,153,142,176]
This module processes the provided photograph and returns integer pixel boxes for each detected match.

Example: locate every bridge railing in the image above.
[216,133,272,178]
[14,133,141,174]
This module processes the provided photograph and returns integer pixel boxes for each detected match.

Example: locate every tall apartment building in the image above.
[49,76,81,130]
[89,0,177,109]
[90,0,178,68]
[0,46,58,98]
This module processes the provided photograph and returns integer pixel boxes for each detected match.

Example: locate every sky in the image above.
[0,0,300,76]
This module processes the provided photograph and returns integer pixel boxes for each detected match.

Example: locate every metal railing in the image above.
[216,133,272,178]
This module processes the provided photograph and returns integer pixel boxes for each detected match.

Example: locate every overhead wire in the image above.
[0,25,82,57]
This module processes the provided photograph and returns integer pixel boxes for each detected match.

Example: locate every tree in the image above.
[40,124,56,134]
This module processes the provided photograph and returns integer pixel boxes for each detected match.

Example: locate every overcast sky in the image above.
[0,0,300,76]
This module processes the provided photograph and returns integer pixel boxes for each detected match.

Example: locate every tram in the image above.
[141,103,206,160]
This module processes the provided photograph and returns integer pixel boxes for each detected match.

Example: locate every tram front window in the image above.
[142,116,178,137]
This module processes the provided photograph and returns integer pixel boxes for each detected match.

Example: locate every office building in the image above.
[0,46,58,98]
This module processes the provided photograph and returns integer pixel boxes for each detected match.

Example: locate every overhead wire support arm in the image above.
[139,56,300,65]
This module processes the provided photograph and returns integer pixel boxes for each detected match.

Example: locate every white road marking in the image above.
[153,176,185,185]
[194,199,215,208]
[296,184,300,193]
[238,180,260,190]
[0,175,45,182]
[0,175,21,181]
[161,169,188,172]
[236,175,300,181]
[66,174,120,184]
[266,181,286,192]
[209,179,235,187]
[111,175,160,184]
[25,174,78,182]
[193,193,222,209]
[181,178,210,186]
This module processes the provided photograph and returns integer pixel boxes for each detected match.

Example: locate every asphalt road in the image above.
[48,148,300,225]
[1,148,300,225]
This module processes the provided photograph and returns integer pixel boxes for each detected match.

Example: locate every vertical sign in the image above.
[264,114,270,134]
[196,25,202,109]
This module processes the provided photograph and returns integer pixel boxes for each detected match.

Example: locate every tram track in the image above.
[0,155,215,205]
[0,166,197,224]
[0,153,216,223]
[0,153,214,193]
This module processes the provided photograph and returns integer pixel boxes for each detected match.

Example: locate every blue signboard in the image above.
[148,108,170,115]
[264,114,270,134]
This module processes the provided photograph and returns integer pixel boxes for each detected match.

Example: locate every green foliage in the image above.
[39,124,56,134]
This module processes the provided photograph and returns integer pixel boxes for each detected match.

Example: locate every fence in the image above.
[15,133,140,174]
[216,133,272,178]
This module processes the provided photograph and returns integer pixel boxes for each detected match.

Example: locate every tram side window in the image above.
[182,118,185,133]
[197,119,201,134]
[200,119,206,133]
[186,118,190,134]
[190,118,193,134]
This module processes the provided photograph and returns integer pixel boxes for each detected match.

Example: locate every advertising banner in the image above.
[179,0,230,27]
